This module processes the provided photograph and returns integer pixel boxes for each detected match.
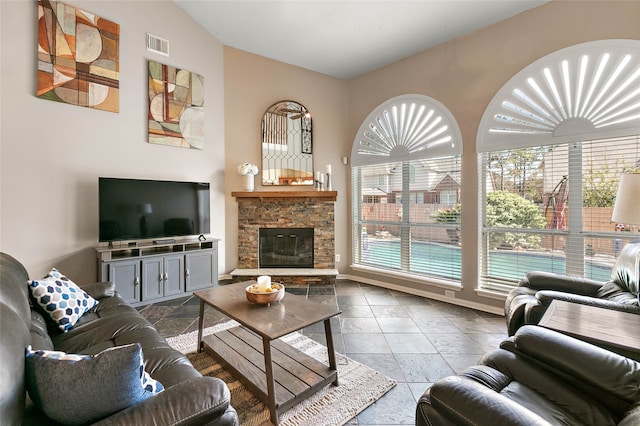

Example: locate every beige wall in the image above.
[2,0,638,312]
[347,0,640,310]
[0,1,225,280]
[223,47,349,274]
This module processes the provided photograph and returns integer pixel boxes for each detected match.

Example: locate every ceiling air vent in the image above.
[146,33,169,56]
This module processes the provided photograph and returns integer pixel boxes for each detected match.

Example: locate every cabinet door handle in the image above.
[186,269,190,277]
[135,277,140,286]
[159,274,164,282]
[164,273,169,281]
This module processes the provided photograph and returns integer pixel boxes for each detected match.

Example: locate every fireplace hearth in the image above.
[259,228,313,268]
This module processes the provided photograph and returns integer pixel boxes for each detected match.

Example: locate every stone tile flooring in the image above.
[137,279,508,425]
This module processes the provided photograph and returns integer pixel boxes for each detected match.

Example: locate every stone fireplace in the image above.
[231,191,337,284]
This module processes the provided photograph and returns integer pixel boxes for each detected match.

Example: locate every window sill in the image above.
[350,264,462,290]
[475,288,508,301]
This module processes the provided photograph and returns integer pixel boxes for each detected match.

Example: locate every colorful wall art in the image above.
[37,0,119,112]
[148,61,205,150]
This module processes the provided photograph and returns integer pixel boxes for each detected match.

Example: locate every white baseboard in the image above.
[337,273,504,316]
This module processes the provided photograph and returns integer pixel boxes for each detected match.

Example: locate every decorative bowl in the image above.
[246,283,285,305]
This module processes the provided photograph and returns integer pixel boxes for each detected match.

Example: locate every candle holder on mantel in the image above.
[315,171,324,191]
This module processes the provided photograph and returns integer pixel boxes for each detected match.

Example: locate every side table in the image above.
[538,300,640,361]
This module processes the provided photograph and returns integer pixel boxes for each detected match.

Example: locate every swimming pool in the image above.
[362,239,612,282]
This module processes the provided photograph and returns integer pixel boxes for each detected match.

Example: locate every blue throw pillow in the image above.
[27,268,98,332]
[25,343,164,425]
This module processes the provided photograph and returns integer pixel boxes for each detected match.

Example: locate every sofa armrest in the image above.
[504,292,538,336]
[525,290,640,326]
[523,271,603,295]
[536,290,640,313]
[80,281,115,300]
[93,376,237,426]
[524,290,640,324]
[513,326,640,402]
[416,391,458,426]
[425,376,552,425]
[619,403,640,426]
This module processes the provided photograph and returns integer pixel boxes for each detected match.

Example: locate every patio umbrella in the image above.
[548,176,568,230]
[545,176,568,252]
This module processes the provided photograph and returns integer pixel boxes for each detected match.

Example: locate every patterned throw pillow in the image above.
[27,268,98,332]
[25,343,164,425]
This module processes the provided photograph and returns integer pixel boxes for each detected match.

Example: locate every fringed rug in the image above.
[166,321,396,426]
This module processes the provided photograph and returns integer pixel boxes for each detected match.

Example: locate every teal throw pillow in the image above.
[28,268,98,332]
[25,343,164,425]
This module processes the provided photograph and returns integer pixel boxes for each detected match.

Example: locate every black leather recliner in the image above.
[416,325,640,426]
[504,242,640,336]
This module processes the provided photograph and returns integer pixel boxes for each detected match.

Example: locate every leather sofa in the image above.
[504,242,640,336]
[0,252,238,425]
[416,325,640,426]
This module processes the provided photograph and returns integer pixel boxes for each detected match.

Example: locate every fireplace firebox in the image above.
[259,228,314,268]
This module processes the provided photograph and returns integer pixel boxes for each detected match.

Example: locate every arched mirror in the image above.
[261,100,313,186]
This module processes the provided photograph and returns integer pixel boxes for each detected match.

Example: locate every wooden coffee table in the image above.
[193,281,341,425]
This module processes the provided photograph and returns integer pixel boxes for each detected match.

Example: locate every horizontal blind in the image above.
[479,135,640,292]
[352,155,462,281]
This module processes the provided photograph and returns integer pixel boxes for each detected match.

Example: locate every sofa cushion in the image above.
[27,268,98,332]
[29,311,54,351]
[25,343,164,425]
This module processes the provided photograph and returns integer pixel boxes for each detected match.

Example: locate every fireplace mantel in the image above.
[231,190,337,202]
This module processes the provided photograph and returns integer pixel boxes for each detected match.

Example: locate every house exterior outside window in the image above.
[440,190,457,205]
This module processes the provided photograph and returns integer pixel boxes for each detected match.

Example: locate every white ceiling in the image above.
[172,0,548,79]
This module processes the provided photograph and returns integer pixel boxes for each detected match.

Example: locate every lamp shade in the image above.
[612,173,640,226]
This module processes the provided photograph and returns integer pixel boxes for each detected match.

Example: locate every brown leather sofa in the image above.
[0,252,238,425]
[416,325,640,426]
[504,243,640,336]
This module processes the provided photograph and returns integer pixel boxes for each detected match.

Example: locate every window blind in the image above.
[352,155,462,282]
[479,136,640,292]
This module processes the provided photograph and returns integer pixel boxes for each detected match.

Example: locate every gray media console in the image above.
[95,239,219,306]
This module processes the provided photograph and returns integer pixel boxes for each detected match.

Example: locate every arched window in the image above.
[477,39,640,292]
[351,94,464,284]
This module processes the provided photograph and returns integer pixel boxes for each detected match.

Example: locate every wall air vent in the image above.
[146,33,169,56]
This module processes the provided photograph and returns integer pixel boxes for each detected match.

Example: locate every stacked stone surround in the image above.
[236,197,335,270]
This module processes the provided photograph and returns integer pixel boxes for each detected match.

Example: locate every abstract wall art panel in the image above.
[148,61,205,149]
[37,0,120,112]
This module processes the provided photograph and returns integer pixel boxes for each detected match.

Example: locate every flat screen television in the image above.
[98,177,210,243]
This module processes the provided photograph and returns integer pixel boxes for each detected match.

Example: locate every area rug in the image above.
[166,321,396,426]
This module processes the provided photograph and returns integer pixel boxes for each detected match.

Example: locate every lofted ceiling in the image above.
[172,0,548,80]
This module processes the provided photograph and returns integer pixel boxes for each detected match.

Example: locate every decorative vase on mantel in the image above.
[244,174,255,192]
[237,162,259,192]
